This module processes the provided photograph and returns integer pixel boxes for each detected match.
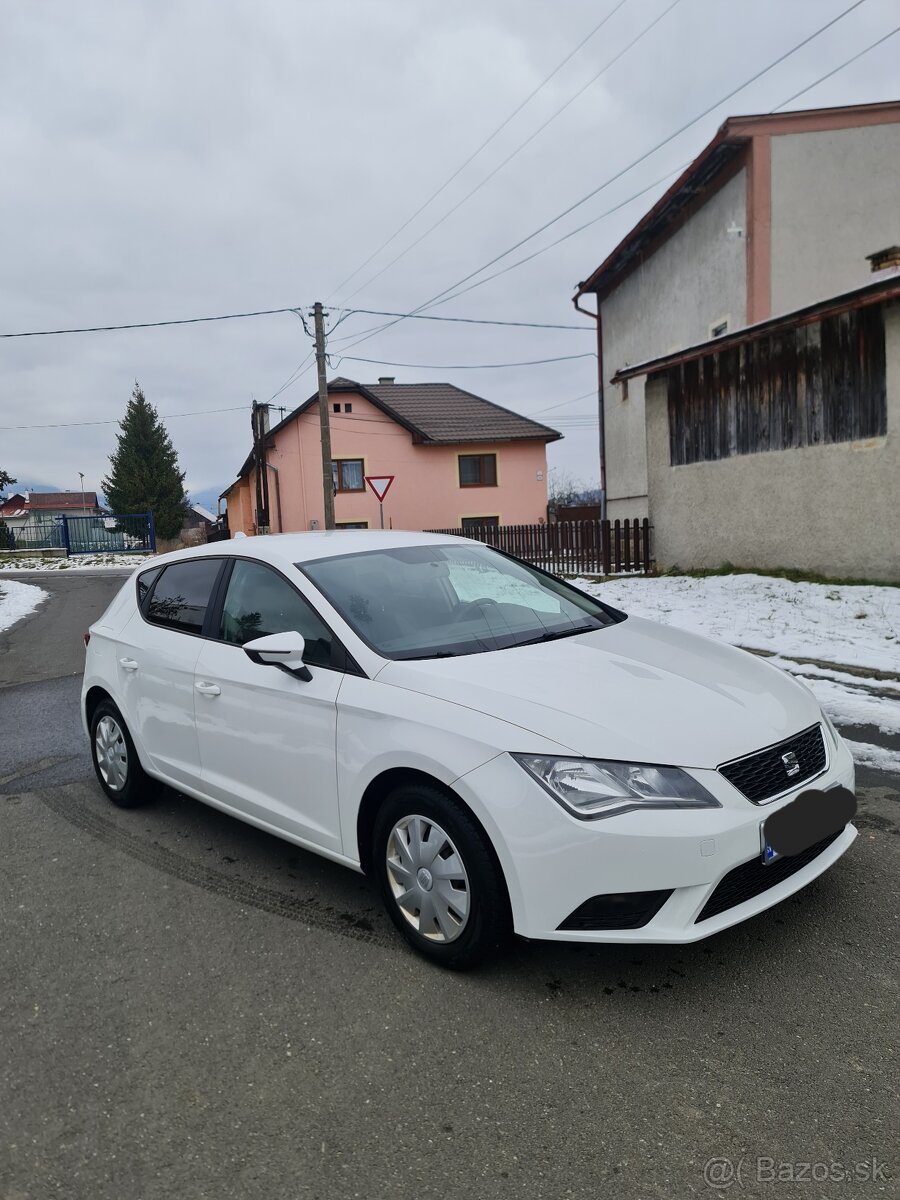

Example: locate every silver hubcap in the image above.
[95,715,128,791]
[386,815,470,943]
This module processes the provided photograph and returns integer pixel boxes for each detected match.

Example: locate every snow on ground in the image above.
[0,553,156,572]
[576,573,900,776]
[0,579,49,632]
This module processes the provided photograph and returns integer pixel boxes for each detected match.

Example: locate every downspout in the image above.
[266,462,283,532]
[573,289,606,522]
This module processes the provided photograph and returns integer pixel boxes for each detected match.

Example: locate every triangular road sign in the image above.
[365,475,394,502]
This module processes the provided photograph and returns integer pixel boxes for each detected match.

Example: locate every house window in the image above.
[344,403,353,413]
[710,318,729,338]
[336,520,368,529]
[332,459,365,492]
[333,403,341,413]
[458,454,497,487]
[461,516,499,531]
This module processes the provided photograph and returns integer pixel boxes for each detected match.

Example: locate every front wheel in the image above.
[90,699,156,808]
[372,784,512,969]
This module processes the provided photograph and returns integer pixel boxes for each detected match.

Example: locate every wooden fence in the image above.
[426,518,652,576]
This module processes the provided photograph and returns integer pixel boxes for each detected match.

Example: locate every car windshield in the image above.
[299,543,623,660]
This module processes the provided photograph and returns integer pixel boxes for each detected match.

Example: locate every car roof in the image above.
[144,529,475,570]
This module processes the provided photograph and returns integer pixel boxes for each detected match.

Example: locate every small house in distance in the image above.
[0,490,102,535]
[222,377,561,535]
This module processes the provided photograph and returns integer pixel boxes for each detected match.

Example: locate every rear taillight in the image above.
[83,632,91,648]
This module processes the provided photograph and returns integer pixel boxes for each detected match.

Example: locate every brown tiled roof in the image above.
[234,377,560,478]
[361,380,561,444]
[26,491,100,509]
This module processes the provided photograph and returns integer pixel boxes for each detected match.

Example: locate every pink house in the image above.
[222,377,561,535]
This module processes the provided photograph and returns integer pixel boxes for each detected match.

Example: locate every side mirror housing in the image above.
[242,632,312,681]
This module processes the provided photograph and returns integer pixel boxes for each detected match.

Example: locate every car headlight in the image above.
[513,755,721,820]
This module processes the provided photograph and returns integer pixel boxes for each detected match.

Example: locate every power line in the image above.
[338,352,596,370]
[325,0,631,303]
[331,0,869,354]
[337,0,681,306]
[772,20,900,111]
[0,305,303,339]
[0,405,248,431]
[416,161,689,314]
[529,389,598,415]
[334,308,591,331]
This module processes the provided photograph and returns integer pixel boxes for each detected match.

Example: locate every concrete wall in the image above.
[599,168,747,520]
[645,302,900,582]
[226,388,550,535]
[770,123,900,315]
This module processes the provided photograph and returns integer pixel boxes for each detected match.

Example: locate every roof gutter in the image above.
[573,290,606,522]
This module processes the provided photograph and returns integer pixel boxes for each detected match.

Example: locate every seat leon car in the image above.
[82,531,857,968]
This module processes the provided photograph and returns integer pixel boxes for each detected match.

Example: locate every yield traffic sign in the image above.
[365,475,394,503]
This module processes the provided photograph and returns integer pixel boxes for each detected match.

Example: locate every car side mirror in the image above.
[242,632,312,681]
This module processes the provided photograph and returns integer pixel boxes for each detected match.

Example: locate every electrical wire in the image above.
[325,0,631,303]
[331,0,870,354]
[333,309,591,331]
[0,405,249,431]
[772,20,900,111]
[0,305,303,340]
[338,352,596,370]
[337,0,681,306]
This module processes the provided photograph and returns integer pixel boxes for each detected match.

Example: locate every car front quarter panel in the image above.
[334,674,575,864]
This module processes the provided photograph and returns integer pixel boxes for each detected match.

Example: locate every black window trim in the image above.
[204,555,366,677]
[139,557,229,640]
[135,564,163,613]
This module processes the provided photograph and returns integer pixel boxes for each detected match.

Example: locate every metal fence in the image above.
[426,518,652,575]
[4,513,156,555]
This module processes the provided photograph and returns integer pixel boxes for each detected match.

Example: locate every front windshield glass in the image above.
[299,543,624,660]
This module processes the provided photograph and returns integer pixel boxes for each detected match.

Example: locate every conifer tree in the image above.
[102,384,187,539]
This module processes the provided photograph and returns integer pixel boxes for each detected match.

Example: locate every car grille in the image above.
[694,830,842,923]
[719,724,826,804]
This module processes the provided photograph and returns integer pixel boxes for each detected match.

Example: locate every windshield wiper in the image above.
[512,624,597,648]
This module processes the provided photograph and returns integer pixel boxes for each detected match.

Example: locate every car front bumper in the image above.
[454,727,857,943]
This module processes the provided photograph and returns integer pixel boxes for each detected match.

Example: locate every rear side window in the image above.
[146,559,222,634]
[137,567,162,609]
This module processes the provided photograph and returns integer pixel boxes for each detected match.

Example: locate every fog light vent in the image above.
[558,890,673,931]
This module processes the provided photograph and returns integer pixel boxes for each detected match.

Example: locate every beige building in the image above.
[574,101,900,527]
[613,273,900,582]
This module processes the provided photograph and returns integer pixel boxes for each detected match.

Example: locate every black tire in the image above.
[372,783,512,969]
[89,699,156,808]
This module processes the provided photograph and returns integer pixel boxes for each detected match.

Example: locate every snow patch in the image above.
[845,740,900,776]
[0,579,49,632]
[576,573,900,740]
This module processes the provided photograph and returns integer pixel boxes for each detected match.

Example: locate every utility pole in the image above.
[251,399,271,533]
[311,301,335,530]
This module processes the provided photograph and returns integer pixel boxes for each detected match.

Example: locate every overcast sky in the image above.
[1,0,897,508]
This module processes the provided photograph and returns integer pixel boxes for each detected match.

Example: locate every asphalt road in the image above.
[1,575,897,1200]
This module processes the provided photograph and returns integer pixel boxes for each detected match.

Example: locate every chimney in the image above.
[378,376,395,385]
[866,246,900,274]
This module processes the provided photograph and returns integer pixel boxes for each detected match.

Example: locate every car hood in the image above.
[374,615,821,768]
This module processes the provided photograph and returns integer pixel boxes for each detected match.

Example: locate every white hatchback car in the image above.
[82,531,857,967]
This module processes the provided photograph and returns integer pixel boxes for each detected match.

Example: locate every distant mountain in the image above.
[188,487,226,515]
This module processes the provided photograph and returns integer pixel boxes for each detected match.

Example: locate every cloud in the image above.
[1,0,897,500]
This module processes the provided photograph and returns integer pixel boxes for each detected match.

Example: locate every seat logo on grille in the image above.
[781,751,801,777]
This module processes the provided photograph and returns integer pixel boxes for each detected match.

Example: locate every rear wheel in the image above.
[90,700,156,808]
[373,783,511,969]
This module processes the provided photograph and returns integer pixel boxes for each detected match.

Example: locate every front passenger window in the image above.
[219,559,334,668]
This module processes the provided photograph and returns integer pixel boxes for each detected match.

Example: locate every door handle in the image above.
[119,657,139,671]
[195,681,221,697]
